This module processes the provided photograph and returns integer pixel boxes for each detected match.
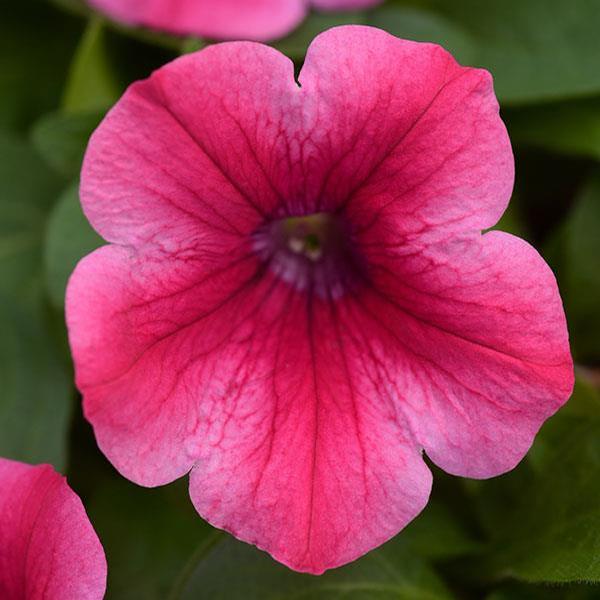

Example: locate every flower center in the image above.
[253,212,364,298]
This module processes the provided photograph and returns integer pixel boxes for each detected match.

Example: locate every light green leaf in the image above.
[376,0,600,104]
[44,183,104,308]
[62,17,122,114]
[367,6,475,64]
[180,38,206,55]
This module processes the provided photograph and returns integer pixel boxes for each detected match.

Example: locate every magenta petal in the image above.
[66,243,261,485]
[299,27,514,241]
[80,42,300,248]
[0,458,106,600]
[358,231,574,478]
[68,26,573,574]
[188,285,432,573]
[88,0,307,41]
[87,0,384,40]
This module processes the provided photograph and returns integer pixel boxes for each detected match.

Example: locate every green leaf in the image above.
[44,183,104,307]
[472,381,600,583]
[367,6,476,64]
[87,477,213,600]
[180,38,206,55]
[376,0,600,104]
[49,0,89,17]
[562,173,600,363]
[546,375,600,420]
[275,12,367,59]
[486,581,600,600]
[31,110,104,178]
[506,98,600,160]
[0,132,72,470]
[175,536,454,599]
[0,131,64,300]
[62,17,122,114]
[0,0,82,131]
[491,198,529,240]
[398,499,481,561]
[527,377,600,474]
[0,294,72,470]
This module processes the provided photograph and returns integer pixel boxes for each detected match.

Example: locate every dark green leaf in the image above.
[175,536,454,600]
[0,294,72,470]
[398,499,481,561]
[0,131,63,300]
[472,381,600,583]
[0,132,71,469]
[508,149,589,245]
[87,477,213,600]
[275,12,367,59]
[506,98,600,161]
[486,581,600,600]
[562,173,600,362]
[31,110,104,178]
[491,198,529,240]
[49,0,89,16]
[0,1,82,132]
[44,183,104,307]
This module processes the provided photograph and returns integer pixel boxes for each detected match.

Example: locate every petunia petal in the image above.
[0,458,106,600]
[67,243,262,485]
[81,42,301,249]
[298,27,514,240]
[356,230,574,477]
[88,0,307,41]
[188,281,432,573]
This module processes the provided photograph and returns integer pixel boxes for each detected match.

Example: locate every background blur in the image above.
[1,0,599,598]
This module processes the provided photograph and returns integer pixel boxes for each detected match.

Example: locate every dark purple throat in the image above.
[253,212,365,298]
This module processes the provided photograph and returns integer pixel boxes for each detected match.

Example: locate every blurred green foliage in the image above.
[0,131,72,468]
[1,0,599,598]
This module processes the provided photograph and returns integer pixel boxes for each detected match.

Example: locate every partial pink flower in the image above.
[67,26,573,574]
[0,458,106,599]
[87,0,383,41]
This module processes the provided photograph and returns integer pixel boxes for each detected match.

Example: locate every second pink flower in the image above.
[88,0,383,41]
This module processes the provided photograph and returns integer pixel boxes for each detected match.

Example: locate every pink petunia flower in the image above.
[87,0,383,41]
[67,26,573,574]
[0,458,106,599]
